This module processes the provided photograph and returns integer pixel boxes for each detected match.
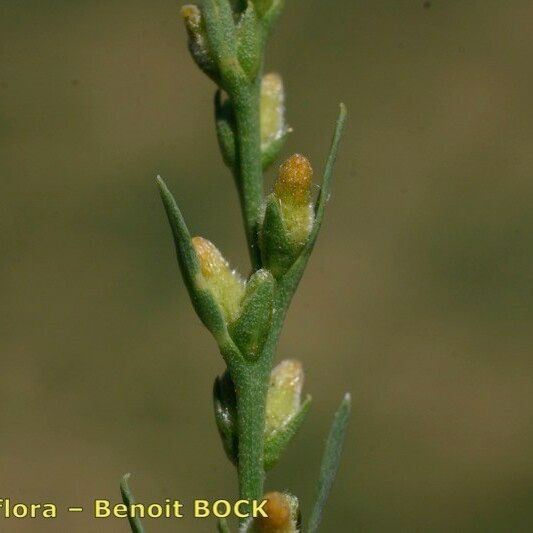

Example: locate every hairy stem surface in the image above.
[232,78,263,269]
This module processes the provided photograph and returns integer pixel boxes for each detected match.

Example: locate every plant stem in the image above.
[234,360,269,503]
[232,78,263,269]
[233,287,293,508]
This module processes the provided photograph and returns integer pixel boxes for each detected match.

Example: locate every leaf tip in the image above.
[155,174,166,190]
[339,102,348,117]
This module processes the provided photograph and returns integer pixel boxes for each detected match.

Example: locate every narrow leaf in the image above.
[203,0,242,88]
[156,175,227,337]
[309,102,348,247]
[307,393,351,533]
[120,473,144,533]
[236,1,263,79]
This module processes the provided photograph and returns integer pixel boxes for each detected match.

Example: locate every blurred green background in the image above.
[1,1,533,531]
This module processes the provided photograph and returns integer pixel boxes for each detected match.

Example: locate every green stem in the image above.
[234,360,269,503]
[230,73,270,507]
[232,286,293,509]
[232,78,263,269]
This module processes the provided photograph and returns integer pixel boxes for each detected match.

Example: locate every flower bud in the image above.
[265,360,304,435]
[259,154,315,278]
[274,154,314,247]
[251,492,300,533]
[275,154,312,205]
[181,5,219,82]
[192,237,245,323]
[261,73,288,169]
[263,360,311,469]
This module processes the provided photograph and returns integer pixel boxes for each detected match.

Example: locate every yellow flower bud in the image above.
[252,492,299,533]
[265,360,304,436]
[272,154,314,246]
[192,237,245,323]
[275,154,313,205]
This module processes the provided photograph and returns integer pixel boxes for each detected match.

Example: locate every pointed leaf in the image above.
[181,5,220,83]
[307,393,352,533]
[203,0,244,89]
[120,474,144,533]
[157,176,227,338]
[309,103,348,247]
[237,2,263,79]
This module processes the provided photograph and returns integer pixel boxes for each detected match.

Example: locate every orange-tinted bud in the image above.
[274,154,313,206]
[192,236,227,278]
[253,492,298,532]
[192,236,245,323]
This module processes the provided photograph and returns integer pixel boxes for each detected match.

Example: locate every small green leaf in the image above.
[120,474,144,533]
[264,395,311,470]
[156,176,228,339]
[237,2,263,80]
[213,371,238,465]
[307,393,351,533]
[308,103,348,249]
[203,0,244,89]
[229,269,274,360]
[181,5,220,83]
[259,194,300,278]
[215,90,237,169]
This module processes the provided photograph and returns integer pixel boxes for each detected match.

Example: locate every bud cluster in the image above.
[181,1,283,91]
[150,2,349,531]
